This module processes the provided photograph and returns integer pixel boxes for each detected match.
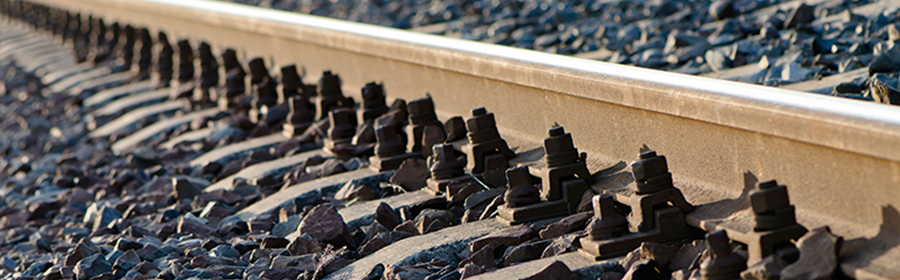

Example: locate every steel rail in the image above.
[19,0,900,277]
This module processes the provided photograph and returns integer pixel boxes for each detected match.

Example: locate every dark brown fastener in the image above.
[631,150,671,194]
[370,125,421,171]
[745,180,807,265]
[176,39,195,83]
[279,65,303,101]
[622,149,693,232]
[504,166,541,208]
[135,28,153,81]
[407,96,445,157]
[282,96,316,138]
[248,58,277,122]
[360,82,389,124]
[324,108,358,154]
[317,71,353,120]
[217,49,246,110]
[118,25,136,70]
[462,107,515,175]
[586,194,628,240]
[425,144,469,195]
[538,126,592,201]
[193,42,218,107]
[496,161,587,225]
[155,31,173,88]
[699,230,746,280]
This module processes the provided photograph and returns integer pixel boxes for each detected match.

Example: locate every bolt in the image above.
[587,194,628,240]
[221,49,240,73]
[176,40,194,83]
[465,107,500,143]
[375,125,406,158]
[750,180,798,231]
[408,96,439,125]
[317,71,347,119]
[543,126,579,167]
[700,230,747,280]
[430,144,464,180]
[504,166,540,208]
[287,96,314,124]
[198,42,218,90]
[549,126,565,137]
[248,58,268,85]
[472,107,487,116]
[327,108,358,143]
[281,65,303,93]
[319,70,342,98]
[630,149,671,194]
[361,82,388,122]
[156,32,173,86]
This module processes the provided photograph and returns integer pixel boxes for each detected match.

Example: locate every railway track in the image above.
[1,0,900,279]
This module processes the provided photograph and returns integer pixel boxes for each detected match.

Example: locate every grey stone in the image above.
[780,227,842,280]
[538,212,591,239]
[376,202,403,230]
[784,3,815,29]
[869,73,900,104]
[709,0,737,20]
[389,158,429,191]
[469,224,532,253]
[73,254,112,280]
[174,178,202,200]
[209,244,241,259]
[705,49,731,72]
[114,250,140,270]
[272,215,303,237]
[520,260,579,280]
[297,203,353,247]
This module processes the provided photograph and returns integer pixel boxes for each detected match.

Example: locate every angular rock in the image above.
[84,204,122,232]
[209,244,241,259]
[384,264,430,280]
[469,224,533,253]
[460,244,495,269]
[780,227,842,280]
[174,178,202,200]
[272,215,303,237]
[177,215,213,237]
[297,203,353,247]
[869,73,900,105]
[741,252,787,280]
[784,3,815,29]
[670,239,706,271]
[359,236,389,256]
[520,260,578,280]
[502,239,552,266]
[621,259,665,280]
[74,254,112,280]
[389,158,429,191]
[538,212,592,239]
[287,234,323,256]
[394,220,419,235]
[376,202,403,230]
[705,49,731,72]
[709,0,736,20]
[541,233,581,258]
[638,242,678,268]
[458,263,488,279]
[335,181,380,204]
[114,250,140,270]
[65,240,101,266]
